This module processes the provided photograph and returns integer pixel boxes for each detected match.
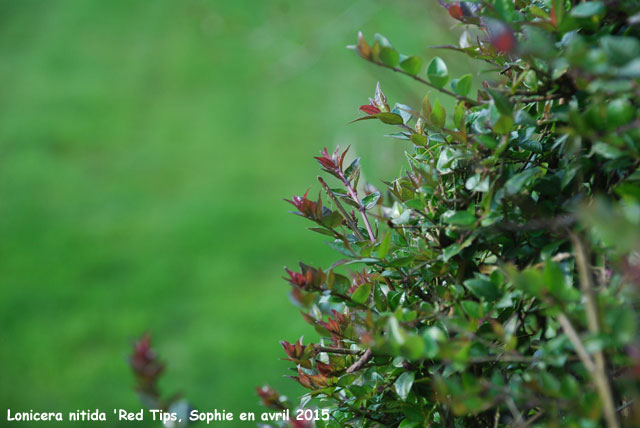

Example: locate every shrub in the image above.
[132,1,640,427]
[265,1,640,427]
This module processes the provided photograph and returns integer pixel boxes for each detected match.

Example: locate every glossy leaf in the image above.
[351,283,372,304]
[427,57,449,88]
[400,55,422,75]
[394,371,415,401]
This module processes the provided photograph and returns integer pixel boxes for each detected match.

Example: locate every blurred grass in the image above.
[0,1,473,426]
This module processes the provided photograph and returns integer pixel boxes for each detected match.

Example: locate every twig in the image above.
[557,313,596,373]
[371,60,481,106]
[520,410,544,427]
[616,400,634,413]
[467,355,536,364]
[317,176,365,241]
[570,232,619,428]
[336,170,376,243]
[513,93,565,103]
[346,348,373,373]
[315,346,363,356]
[506,397,523,426]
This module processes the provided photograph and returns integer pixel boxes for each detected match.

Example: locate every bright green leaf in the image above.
[400,55,422,75]
[394,371,415,401]
[427,57,449,88]
[351,283,372,304]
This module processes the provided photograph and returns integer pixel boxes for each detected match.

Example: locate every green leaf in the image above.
[422,331,440,359]
[388,316,407,344]
[377,232,392,259]
[476,134,498,150]
[540,372,561,396]
[374,33,392,47]
[494,0,516,22]
[351,283,372,304]
[463,278,501,302]
[518,139,543,153]
[505,167,540,195]
[410,133,427,146]
[600,36,640,66]
[329,273,351,294]
[465,174,490,192]
[451,74,472,97]
[570,1,605,18]
[401,335,425,360]
[337,374,356,387]
[544,261,579,302]
[441,210,476,226]
[487,88,513,116]
[515,110,536,126]
[344,157,360,180]
[400,55,422,75]
[493,114,513,134]
[618,58,640,78]
[461,300,483,319]
[308,227,335,237]
[430,99,446,128]
[373,283,387,311]
[362,192,381,209]
[392,103,414,124]
[436,147,460,174]
[380,46,400,67]
[394,371,415,401]
[512,268,545,298]
[320,211,344,228]
[524,69,539,91]
[398,419,421,428]
[375,112,405,125]
[606,98,635,128]
[443,243,461,262]
[427,57,449,88]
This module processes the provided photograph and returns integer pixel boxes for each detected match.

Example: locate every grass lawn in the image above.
[0,1,472,426]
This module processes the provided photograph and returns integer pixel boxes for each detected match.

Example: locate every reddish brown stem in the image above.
[337,170,376,243]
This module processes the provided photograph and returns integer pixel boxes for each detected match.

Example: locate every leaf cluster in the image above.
[267,2,640,428]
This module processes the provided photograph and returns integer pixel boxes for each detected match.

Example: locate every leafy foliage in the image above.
[130,1,640,427]
[264,1,640,427]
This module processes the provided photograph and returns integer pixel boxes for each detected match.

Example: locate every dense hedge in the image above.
[131,1,640,427]
[263,1,640,427]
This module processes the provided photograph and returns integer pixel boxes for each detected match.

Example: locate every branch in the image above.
[617,400,634,413]
[315,346,363,356]
[346,348,373,373]
[317,176,365,241]
[336,170,376,243]
[493,214,576,233]
[370,60,481,106]
[557,313,596,373]
[570,232,620,428]
[512,93,566,103]
[467,354,537,364]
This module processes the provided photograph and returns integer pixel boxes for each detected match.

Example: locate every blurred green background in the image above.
[0,1,472,426]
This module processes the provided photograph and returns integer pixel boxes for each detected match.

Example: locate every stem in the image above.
[521,410,545,427]
[336,170,376,243]
[314,346,363,356]
[570,232,620,428]
[515,93,565,103]
[346,348,373,373]
[557,313,596,373]
[467,355,537,364]
[317,176,366,241]
[372,60,481,106]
